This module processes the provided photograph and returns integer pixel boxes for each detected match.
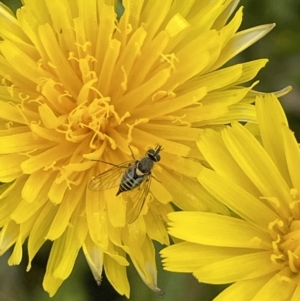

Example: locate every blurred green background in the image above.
[0,0,299,301]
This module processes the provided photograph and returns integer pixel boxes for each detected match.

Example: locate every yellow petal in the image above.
[104,240,129,267]
[21,170,55,203]
[161,241,256,273]
[122,218,147,249]
[48,179,70,204]
[122,220,161,292]
[132,86,207,119]
[46,183,86,240]
[43,202,87,296]
[217,6,243,48]
[94,4,117,76]
[138,0,173,41]
[20,145,73,174]
[0,40,40,86]
[193,251,278,284]
[251,269,297,301]
[0,99,27,124]
[165,41,212,90]
[150,176,173,205]
[201,85,255,107]
[38,23,82,97]
[0,179,25,225]
[256,94,291,183]
[128,235,162,294]
[213,275,272,301]
[106,190,126,228]
[197,129,260,195]
[104,254,130,298]
[198,63,242,92]
[283,126,300,193]
[197,167,278,231]
[0,131,55,154]
[160,167,229,214]
[9,210,38,265]
[161,154,202,177]
[38,103,67,129]
[97,38,121,95]
[137,123,204,142]
[291,277,300,301]
[43,239,65,296]
[212,23,275,69]
[165,13,190,37]
[12,188,49,224]
[0,3,29,42]
[0,153,25,182]
[187,0,226,32]
[168,212,269,248]
[235,59,268,85]
[213,0,240,29]
[144,208,169,245]
[54,206,88,279]
[27,202,57,271]
[85,186,109,249]
[0,220,19,255]
[217,102,256,124]
[130,127,191,157]
[82,235,104,285]
[222,123,292,211]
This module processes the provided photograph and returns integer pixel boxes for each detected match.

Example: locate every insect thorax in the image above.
[137,157,154,174]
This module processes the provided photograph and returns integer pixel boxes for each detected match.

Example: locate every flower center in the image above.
[270,191,300,273]
[47,76,131,150]
[281,219,300,272]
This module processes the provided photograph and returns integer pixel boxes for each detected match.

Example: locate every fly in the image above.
[89,145,163,223]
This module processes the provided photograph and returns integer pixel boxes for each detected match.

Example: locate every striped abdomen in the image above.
[116,163,147,195]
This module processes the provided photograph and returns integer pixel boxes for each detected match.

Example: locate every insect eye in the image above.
[147,150,161,162]
[153,154,161,162]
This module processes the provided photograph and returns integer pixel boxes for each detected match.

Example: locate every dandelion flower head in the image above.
[162,94,300,301]
[0,0,278,297]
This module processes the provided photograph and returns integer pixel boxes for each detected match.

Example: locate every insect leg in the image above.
[151,174,161,183]
[128,145,136,160]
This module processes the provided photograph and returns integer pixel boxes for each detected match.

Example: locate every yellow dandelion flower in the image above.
[0,0,283,297]
[162,94,300,301]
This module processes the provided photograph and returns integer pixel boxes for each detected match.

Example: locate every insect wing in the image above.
[89,161,133,191]
[126,175,152,223]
